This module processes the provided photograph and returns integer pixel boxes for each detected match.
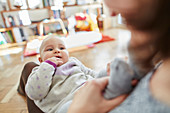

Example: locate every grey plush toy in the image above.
[97,58,136,99]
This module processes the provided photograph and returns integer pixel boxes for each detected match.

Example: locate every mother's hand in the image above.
[68,77,127,113]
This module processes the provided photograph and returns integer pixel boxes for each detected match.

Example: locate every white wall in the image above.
[103,2,126,29]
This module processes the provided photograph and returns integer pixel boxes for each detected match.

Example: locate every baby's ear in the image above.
[38,57,43,63]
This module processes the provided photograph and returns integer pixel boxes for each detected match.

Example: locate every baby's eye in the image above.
[47,48,53,51]
[59,47,65,50]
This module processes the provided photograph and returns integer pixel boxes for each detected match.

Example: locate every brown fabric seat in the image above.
[17,62,44,113]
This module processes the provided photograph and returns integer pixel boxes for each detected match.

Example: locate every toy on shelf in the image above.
[68,12,99,34]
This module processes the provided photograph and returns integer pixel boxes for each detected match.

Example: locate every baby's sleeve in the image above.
[71,57,97,77]
[25,62,56,100]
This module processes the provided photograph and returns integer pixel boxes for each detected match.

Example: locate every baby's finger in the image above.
[57,61,63,66]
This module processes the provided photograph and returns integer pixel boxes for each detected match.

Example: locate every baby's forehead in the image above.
[43,36,65,45]
[45,36,63,42]
[40,36,65,49]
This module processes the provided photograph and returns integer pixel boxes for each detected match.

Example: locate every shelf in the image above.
[0,41,26,50]
[0,24,40,31]
[0,28,12,32]
[0,19,67,29]
[0,7,50,13]
[4,22,41,28]
[65,2,101,7]
[0,3,102,13]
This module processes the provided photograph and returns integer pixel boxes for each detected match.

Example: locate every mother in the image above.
[67,0,170,112]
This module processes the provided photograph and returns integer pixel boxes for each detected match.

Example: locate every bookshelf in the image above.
[0,0,51,45]
[0,0,103,47]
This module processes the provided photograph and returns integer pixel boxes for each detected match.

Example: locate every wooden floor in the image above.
[0,28,130,113]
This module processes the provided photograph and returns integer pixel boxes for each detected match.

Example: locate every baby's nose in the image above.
[54,49,60,53]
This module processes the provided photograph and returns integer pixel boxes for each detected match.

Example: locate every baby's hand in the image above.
[47,57,63,66]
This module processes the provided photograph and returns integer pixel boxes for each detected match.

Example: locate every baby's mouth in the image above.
[55,56,62,59]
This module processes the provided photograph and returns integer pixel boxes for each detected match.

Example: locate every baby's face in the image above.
[39,37,69,66]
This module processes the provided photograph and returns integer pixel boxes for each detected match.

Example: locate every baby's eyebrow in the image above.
[44,45,53,49]
[58,44,66,47]
[46,44,53,47]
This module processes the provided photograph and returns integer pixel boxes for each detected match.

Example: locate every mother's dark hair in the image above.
[154,0,170,58]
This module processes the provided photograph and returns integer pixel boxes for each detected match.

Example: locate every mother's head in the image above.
[104,0,170,58]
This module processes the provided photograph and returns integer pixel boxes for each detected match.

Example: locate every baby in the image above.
[25,35,96,113]
[25,35,138,113]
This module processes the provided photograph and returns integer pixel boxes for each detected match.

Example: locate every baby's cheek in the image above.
[44,53,53,61]
[63,54,69,63]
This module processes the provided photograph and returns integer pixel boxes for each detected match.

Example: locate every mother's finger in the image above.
[105,94,128,112]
